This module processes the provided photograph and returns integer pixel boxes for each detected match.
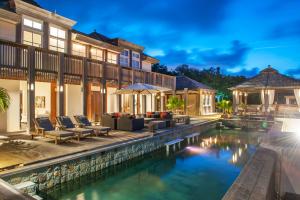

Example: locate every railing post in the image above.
[57,53,65,116]
[82,58,88,116]
[27,47,35,134]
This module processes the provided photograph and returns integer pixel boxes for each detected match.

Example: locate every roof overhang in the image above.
[72,31,122,53]
[142,54,159,64]
[0,8,20,24]
[113,38,144,52]
[14,0,76,28]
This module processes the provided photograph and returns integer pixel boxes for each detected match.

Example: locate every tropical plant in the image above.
[166,96,184,113]
[217,100,232,114]
[0,87,10,113]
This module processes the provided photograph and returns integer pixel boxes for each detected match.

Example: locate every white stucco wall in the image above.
[0,20,16,42]
[65,84,83,116]
[0,79,20,132]
[142,61,152,72]
[107,87,118,113]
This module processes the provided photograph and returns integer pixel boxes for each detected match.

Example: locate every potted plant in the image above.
[0,87,10,113]
[166,96,184,114]
[217,100,232,118]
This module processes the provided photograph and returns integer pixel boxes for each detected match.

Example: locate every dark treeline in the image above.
[152,63,246,100]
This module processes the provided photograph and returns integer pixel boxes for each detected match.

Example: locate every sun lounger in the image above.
[56,116,93,141]
[74,115,111,136]
[33,117,74,144]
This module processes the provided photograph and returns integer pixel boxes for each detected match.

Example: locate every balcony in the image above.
[0,39,175,90]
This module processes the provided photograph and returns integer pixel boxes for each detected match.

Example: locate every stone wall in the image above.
[0,121,216,196]
[221,119,274,130]
[222,147,278,200]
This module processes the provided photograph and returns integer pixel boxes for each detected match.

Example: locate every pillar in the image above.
[82,58,88,116]
[160,92,165,112]
[57,53,65,116]
[184,88,188,114]
[27,47,35,133]
[117,55,122,112]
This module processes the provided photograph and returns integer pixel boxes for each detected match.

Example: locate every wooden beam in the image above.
[57,53,65,116]
[27,47,35,133]
[82,58,88,115]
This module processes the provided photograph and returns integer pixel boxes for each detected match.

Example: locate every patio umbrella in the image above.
[114,83,171,114]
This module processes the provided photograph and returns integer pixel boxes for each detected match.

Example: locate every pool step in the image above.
[14,181,37,196]
[185,132,200,144]
[165,139,184,155]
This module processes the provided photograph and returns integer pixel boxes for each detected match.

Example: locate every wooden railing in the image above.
[0,39,175,89]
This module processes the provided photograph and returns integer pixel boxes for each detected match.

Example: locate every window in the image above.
[120,49,129,67]
[107,52,118,64]
[132,51,140,68]
[23,31,42,47]
[91,48,103,61]
[49,26,66,53]
[72,42,86,57]
[23,18,42,30]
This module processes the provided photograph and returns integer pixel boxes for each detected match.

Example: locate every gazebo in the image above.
[230,66,300,115]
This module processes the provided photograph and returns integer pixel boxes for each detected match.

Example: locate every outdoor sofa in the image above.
[117,116,144,131]
[33,117,75,144]
[56,116,93,141]
[102,113,118,129]
[74,115,111,136]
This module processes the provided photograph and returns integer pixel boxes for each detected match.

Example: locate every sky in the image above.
[35,0,300,77]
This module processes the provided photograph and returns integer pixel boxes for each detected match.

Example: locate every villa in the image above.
[0,0,215,134]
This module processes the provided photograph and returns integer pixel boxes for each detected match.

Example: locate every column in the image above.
[160,92,165,112]
[184,88,188,115]
[82,58,88,116]
[27,47,35,133]
[117,54,122,112]
[264,91,269,113]
[57,53,65,116]
[101,80,107,115]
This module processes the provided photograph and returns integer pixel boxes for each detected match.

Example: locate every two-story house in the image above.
[0,0,175,133]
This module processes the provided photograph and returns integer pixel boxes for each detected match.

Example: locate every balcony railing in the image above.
[0,39,175,89]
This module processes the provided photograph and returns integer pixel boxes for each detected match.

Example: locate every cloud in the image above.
[268,20,300,39]
[157,40,250,66]
[227,67,259,77]
[286,67,300,77]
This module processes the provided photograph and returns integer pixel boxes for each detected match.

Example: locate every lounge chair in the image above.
[74,115,111,136]
[33,117,75,145]
[56,116,93,141]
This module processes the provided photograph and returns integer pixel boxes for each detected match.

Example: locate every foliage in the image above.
[152,64,247,101]
[0,87,10,113]
[216,100,232,114]
[166,96,184,112]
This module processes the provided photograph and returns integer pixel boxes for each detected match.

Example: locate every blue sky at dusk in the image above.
[36,0,300,77]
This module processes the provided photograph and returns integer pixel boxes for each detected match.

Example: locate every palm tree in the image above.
[0,87,10,112]
[217,100,232,114]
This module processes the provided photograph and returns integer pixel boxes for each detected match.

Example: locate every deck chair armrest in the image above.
[56,124,66,130]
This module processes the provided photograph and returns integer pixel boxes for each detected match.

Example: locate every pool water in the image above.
[41,129,260,200]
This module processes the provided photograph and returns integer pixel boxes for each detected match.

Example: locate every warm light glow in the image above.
[30,83,34,91]
[186,146,207,154]
[59,85,64,92]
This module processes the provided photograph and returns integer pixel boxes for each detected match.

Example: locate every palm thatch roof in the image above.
[176,76,212,90]
[230,66,300,90]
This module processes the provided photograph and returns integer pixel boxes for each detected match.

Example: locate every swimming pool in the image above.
[40,129,260,200]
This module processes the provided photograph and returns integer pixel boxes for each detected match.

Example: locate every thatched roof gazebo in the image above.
[230,66,300,115]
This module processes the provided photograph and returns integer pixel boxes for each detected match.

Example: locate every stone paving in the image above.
[0,117,212,172]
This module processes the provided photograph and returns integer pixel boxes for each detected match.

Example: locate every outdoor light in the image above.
[30,83,34,91]
[60,85,64,92]
[244,93,248,96]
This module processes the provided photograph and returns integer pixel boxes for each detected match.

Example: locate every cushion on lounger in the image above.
[86,126,111,131]
[46,131,74,137]
[67,128,93,134]
[36,117,55,131]
[76,116,92,126]
[59,116,75,129]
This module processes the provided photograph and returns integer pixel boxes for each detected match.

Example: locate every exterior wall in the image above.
[20,81,51,121]
[1,121,216,195]
[0,19,16,42]
[0,79,21,132]
[142,61,152,72]
[106,87,119,113]
[65,84,83,117]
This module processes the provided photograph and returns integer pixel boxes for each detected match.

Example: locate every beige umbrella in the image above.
[114,83,171,114]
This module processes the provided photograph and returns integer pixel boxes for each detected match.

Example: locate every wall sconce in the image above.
[59,85,64,92]
[239,92,243,96]
[29,83,34,91]
[244,93,248,97]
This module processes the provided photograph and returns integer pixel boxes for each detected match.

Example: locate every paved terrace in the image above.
[0,117,217,172]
